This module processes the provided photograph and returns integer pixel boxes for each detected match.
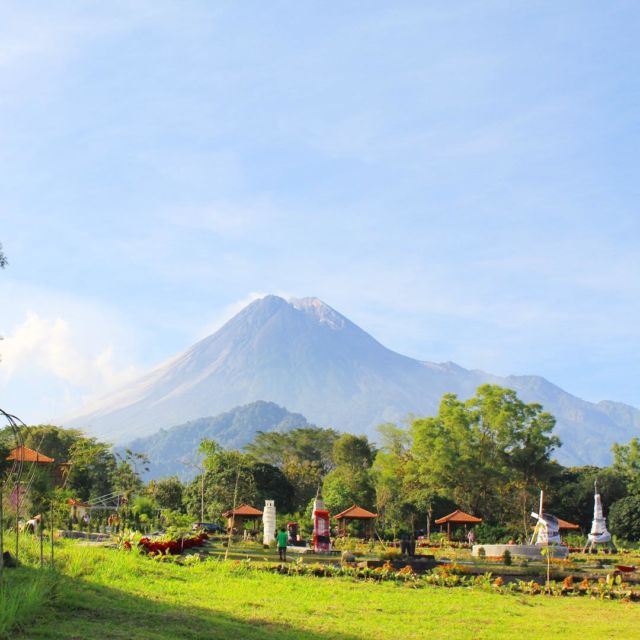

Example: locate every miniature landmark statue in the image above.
[583,480,614,553]
[263,499,276,548]
[530,490,561,545]
[312,489,331,553]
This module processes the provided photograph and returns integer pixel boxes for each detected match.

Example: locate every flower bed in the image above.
[247,559,640,601]
[138,533,208,556]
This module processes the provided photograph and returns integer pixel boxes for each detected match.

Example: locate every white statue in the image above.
[263,499,276,547]
[585,480,612,551]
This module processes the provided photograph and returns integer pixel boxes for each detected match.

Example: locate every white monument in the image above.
[584,480,613,552]
[263,499,276,548]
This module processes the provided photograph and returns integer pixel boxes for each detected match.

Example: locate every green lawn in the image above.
[3,540,640,640]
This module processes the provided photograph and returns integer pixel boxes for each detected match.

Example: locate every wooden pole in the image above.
[224,463,241,561]
[50,498,54,567]
[15,483,19,563]
[0,481,4,578]
[39,517,44,568]
[200,472,204,523]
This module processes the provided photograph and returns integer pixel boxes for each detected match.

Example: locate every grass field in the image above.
[2,538,640,640]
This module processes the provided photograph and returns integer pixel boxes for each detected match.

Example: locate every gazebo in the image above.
[333,505,378,538]
[7,445,55,464]
[435,509,482,540]
[222,503,263,533]
[557,517,580,531]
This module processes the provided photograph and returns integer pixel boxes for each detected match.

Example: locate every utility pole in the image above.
[181,458,205,523]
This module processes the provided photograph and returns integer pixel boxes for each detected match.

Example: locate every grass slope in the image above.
[4,541,640,640]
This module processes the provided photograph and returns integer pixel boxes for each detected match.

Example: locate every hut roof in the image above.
[435,509,482,525]
[6,445,55,464]
[221,503,263,518]
[557,518,580,530]
[333,505,378,520]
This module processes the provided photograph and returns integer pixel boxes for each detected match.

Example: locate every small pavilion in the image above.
[333,505,378,538]
[222,503,263,534]
[435,509,482,540]
[6,445,55,464]
[557,517,580,531]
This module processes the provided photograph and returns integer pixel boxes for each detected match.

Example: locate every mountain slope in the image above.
[121,401,309,480]
[66,295,640,465]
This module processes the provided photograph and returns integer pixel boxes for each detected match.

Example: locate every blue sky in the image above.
[1,1,639,423]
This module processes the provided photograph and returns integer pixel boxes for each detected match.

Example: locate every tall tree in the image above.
[246,427,339,510]
[612,437,640,495]
[323,434,375,515]
[148,476,184,512]
[409,385,560,529]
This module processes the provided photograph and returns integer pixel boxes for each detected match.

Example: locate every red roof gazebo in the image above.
[221,503,263,533]
[435,509,482,540]
[333,505,378,538]
[6,445,55,464]
[557,518,580,531]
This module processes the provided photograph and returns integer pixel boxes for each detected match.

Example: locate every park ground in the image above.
[2,537,640,639]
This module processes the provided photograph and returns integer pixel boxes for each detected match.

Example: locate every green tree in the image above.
[184,445,255,519]
[546,465,627,529]
[609,495,640,541]
[467,385,560,535]
[0,242,7,269]
[112,449,149,507]
[322,467,375,515]
[246,427,339,510]
[333,433,375,470]
[372,422,420,534]
[148,476,184,512]
[245,427,339,472]
[612,437,640,495]
[409,385,560,529]
[7,425,116,503]
[323,434,375,515]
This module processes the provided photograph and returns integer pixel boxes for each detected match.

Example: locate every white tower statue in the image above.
[263,499,276,548]
[584,480,612,552]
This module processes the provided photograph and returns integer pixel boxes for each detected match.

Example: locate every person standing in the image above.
[277,527,288,562]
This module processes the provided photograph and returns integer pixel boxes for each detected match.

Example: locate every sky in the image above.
[1,1,639,424]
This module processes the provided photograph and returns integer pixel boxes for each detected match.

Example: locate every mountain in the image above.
[120,401,310,480]
[65,295,640,466]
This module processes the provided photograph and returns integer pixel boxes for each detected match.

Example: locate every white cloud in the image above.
[1,312,138,393]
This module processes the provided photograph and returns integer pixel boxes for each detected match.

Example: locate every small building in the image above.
[67,498,91,521]
[333,504,378,538]
[435,509,482,540]
[222,503,263,534]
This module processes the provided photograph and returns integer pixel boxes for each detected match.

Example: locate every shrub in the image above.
[609,495,640,542]
[502,549,512,566]
[475,523,519,544]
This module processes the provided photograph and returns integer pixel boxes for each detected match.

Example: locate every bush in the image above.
[502,549,512,566]
[609,495,640,542]
[475,523,519,544]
